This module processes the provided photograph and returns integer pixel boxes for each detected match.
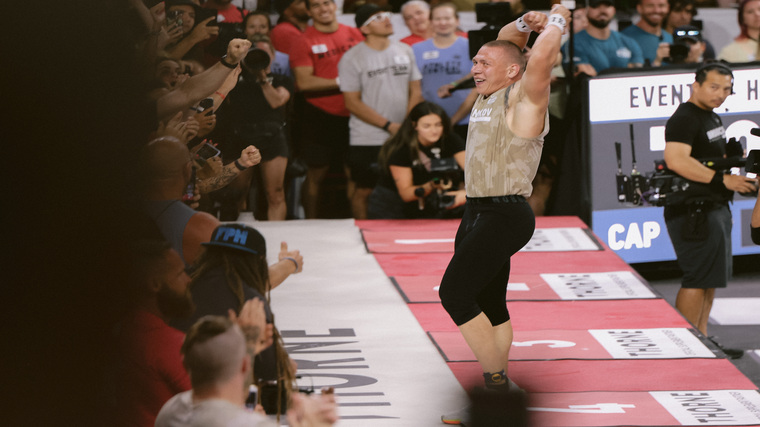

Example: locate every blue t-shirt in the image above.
[271,50,291,77]
[413,37,471,126]
[621,25,673,65]
[562,30,643,74]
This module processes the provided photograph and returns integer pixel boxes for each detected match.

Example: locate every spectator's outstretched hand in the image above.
[156,111,187,142]
[229,298,273,355]
[523,11,547,33]
[239,145,261,168]
[227,39,252,65]
[219,65,242,95]
[279,242,303,274]
[287,390,339,427]
[189,17,220,43]
[194,109,217,138]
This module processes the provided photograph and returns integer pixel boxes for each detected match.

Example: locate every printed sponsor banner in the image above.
[522,227,602,252]
[650,390,760,426]
[540,271,657,300]
[588,328,715,359]
[588,68,760,123]
[392,274,563,303]
[527,391,676,426]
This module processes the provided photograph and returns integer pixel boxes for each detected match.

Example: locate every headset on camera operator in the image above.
[662,61,758,337]
[367,101,466,219]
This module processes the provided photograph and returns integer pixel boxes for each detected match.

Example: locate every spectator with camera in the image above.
[718,0,760,62]
[214,35,293,221]
[664,0,716,59]
[669,25,707,63]
[171,224,302,417]
[622,0,673,66]
[339,4,423,219]
[156,314,338,427]
[663,62,758,341]
[368,102,466,219]
[164,0,220,62]
[562,0,643,76]
[243,11,291,76]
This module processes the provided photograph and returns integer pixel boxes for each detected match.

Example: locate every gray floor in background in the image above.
[637,256,760,388]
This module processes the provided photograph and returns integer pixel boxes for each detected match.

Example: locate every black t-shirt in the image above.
[377,132,466,191]
[221,72,293,126]
[663,101,732,211]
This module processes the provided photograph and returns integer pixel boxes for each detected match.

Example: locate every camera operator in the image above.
[663,61,758,341]
[668,25,706,64]
[368,102,466,219]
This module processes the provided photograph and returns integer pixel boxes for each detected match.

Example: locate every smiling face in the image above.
[415,113,444,146]
[431,5,458,37]
[244,14,270,37]
[471,45,518,96]
[637,0,669,28]
[402,3,430,36]
[307,0,337,26]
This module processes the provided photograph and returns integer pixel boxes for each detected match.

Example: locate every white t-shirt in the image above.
[155,390,276,427]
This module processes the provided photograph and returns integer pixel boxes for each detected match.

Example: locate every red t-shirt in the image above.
[203,3,247,23]
[289,24,364,117]
[271,22,305,56]
[115,310,190,427]
[400,31,468,46]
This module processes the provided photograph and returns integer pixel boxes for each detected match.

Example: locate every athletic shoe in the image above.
[708,336,744,359]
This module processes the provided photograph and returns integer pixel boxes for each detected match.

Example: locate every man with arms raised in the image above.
[436,7,567,425]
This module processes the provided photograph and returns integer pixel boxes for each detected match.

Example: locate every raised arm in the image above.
[497,11,548,50]
[510,6,569,137]
[156,39,252,121]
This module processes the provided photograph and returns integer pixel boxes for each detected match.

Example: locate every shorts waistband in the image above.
[466,195,526,204]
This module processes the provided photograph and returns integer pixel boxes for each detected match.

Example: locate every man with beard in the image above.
[112,239,274,427]
[112,240,195,427]
[271,0,310,55]
[622,0,673,66]
[562,0,643,76]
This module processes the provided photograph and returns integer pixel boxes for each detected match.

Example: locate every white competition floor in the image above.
[248,218,469,426]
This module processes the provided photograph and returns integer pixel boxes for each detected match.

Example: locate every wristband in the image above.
[546,14,567,32]
[283,256,299,271]
[382,120,391,131]
[709,171,727,191]
[515,16,532,33]
[220,55,237,69]
[335,76,340,86]
[215,91,226,100]
[449,81,459,88]
[234,159,248,171]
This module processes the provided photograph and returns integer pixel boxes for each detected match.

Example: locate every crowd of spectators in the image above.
[5,0,758,424]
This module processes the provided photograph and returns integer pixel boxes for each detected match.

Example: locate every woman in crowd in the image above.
[718,0,760,62]
[172,223,298,415]
[215,34,292,220]
[368,102,466,219]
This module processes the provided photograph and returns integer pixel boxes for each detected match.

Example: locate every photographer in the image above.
[368,102,466,219]
[668,25,706,64]
[663,62,758,340]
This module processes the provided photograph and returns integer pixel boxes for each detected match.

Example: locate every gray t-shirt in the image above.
[156,390,276,427]
[338,41,422,147]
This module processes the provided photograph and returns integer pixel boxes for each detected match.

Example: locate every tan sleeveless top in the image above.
[464,86,549,198]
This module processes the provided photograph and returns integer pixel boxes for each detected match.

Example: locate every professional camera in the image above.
[614,125,759,206]
[242,48,271,73]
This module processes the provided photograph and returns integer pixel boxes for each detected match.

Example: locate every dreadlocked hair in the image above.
[190,247,297,415]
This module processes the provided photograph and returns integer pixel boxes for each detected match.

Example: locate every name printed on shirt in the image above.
[422,50,440,60]
[312,44,328,54]
[470,107,493,122]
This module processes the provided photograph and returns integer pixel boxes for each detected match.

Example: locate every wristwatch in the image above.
[259,76,274,85]
[220,55,237,69]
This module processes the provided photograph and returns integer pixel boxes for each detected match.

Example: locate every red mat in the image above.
[355,216,588,231]
[448,359,758,393]
[525,391,760,426]
[392,271,657,303]
[430,328,716,362]
[375,250,632,276]
[409,300,692,332]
